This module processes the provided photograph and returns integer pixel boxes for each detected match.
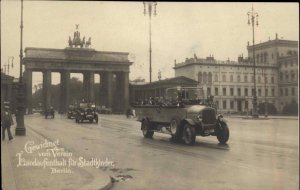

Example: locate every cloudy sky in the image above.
[1,1,299,86]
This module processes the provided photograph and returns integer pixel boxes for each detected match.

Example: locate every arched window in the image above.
[222,74,226,82]
[214,74,218,82]
[198,72,202,84]
[230,75,233,82]
[208,72,212,83]
[244,75,248,82]
[203,72,208,83]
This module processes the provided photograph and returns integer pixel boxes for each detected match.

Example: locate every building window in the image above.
[214,74,218,82]
[223,100,227,109]
[271,76,274,83]
[203,72,207,83]
[230,75,233,82]
[237,88,241,96]
[215,101,219,109]
[244,75,248,82]
[252,88,255,96]
[245,88,248,96]
[280,88,283,96]
[230,88,234,96]
[265,89,268,96]
[279,73,283,81]
[208,72,212,83]
[258,88,261,96]
[230,101,234,109]
[285,73,289,81]
[222,74,226,82]
[245,101,249,109]
[291,72,295,81]
[237,75,241,82]
[223,88,226,96]
[198,72,202,83]
[272,88,275,96]
[285,88,288,96]
[215,88,219,96]
[207,87,211,96]
[271,53,274,59]
[265,76,268,83]
[292,88,295,96]
[258,76,261,83]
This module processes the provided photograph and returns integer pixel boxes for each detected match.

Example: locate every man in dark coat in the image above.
[1,106,14,141]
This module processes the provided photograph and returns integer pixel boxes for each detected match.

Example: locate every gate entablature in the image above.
[23,47,132,72]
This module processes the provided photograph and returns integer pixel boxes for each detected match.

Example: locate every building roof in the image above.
[130,76,198,88]
[1,72,14,84]
[247,39,298,51]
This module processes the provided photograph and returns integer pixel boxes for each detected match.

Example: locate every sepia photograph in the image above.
[1,1,299,190]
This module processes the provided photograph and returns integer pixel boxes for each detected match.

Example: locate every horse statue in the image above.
[68,36,73,47]
[85,37,91,48]
[80,37,86,48]
[73,31,81,48]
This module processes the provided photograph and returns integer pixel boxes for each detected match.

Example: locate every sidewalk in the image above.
[1,124,112,190]
[225,115,298,120]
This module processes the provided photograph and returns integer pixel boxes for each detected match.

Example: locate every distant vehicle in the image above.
[96,106,112,114]
[67,105,76,119]
[134,87,229,145]
[75,102,98,123]
[45,107,55,119]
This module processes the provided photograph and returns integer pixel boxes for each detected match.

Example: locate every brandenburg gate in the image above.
[23,28,132,114]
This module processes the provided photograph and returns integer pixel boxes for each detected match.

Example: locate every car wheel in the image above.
[182,123,196,145]
[141,119,154,138]
[170,118,180,137]
[216,122,229,144]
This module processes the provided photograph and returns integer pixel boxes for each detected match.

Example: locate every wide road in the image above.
[25,114,298,190]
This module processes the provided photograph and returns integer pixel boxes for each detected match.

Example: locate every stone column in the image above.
[101,71,113,109]
[42,70,51,111]
[83,71,95,103]
[25,69,33,114]
[123,71,129,112]
[59,70,70,114]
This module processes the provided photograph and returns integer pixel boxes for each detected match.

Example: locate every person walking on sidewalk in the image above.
[1,106,14,141]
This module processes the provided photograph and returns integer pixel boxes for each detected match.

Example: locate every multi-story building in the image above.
[174,36,298,114]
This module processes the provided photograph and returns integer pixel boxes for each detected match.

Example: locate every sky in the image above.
[1,1,299,87]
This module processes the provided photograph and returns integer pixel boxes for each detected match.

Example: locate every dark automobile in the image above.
[75,103,98,123]
[134,87,229,145]
[45,107,55,119]
[67,105,76,119]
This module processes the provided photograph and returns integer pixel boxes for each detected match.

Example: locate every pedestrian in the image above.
[1,106,14,141]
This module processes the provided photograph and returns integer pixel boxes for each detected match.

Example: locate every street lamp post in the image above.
[247,5,259,118]
[15,0,26,136]
[143,2,157,83]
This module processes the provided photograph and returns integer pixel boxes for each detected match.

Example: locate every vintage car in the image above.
[134,87,229,145]
[44,107,55,119]
[75,103,98,123]
[67,105,77,119]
